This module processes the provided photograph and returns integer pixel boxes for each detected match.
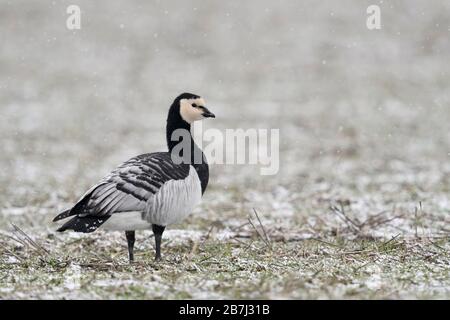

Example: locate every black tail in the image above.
[57,215,110,233]
[53,184,103,223]
[53,209,74,222]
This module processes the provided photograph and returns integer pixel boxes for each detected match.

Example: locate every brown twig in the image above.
[200,224,215,247]
[248,210,271,250]
[2,246,25,262]
[330,204,361,233]
[10,223,50,255]
[379,233,402,248]
[187,241,199,261]
[253,208,272,247]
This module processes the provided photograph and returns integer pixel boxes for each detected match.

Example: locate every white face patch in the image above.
[180,98,206,124]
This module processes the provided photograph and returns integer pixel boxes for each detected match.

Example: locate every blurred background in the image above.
[0,0,449,236]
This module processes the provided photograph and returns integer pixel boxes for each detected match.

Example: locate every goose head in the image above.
[175,92,215,124]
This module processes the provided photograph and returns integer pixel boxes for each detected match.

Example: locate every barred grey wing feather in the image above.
[66,152,191,218]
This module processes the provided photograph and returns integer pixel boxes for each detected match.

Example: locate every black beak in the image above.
[202,107,215,118]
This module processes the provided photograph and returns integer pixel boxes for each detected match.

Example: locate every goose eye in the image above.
[192,103,198,108]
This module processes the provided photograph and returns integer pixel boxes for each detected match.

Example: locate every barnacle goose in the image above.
[53,93,215,262]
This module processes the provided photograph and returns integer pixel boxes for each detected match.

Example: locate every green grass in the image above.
[0,222,448,299]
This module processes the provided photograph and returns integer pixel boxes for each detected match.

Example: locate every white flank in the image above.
[101,166,202,230]
[145,165,202,226]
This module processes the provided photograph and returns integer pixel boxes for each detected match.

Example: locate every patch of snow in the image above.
[63,263,82,290]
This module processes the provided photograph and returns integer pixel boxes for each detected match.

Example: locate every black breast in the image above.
[193,160,209,195]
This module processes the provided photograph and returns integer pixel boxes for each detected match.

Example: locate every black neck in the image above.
[166,102,200,160]
[166,102,191,152]
[166,100,209,194]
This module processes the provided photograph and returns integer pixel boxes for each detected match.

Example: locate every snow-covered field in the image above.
[0,0,449,299]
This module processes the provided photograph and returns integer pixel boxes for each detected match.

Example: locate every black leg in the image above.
[125,230,135,262]
[152,224,165,261]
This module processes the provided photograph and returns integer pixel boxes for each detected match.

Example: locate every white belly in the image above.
[101,211,151,230]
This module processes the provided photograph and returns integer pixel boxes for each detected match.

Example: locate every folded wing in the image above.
[54,152,190,232]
